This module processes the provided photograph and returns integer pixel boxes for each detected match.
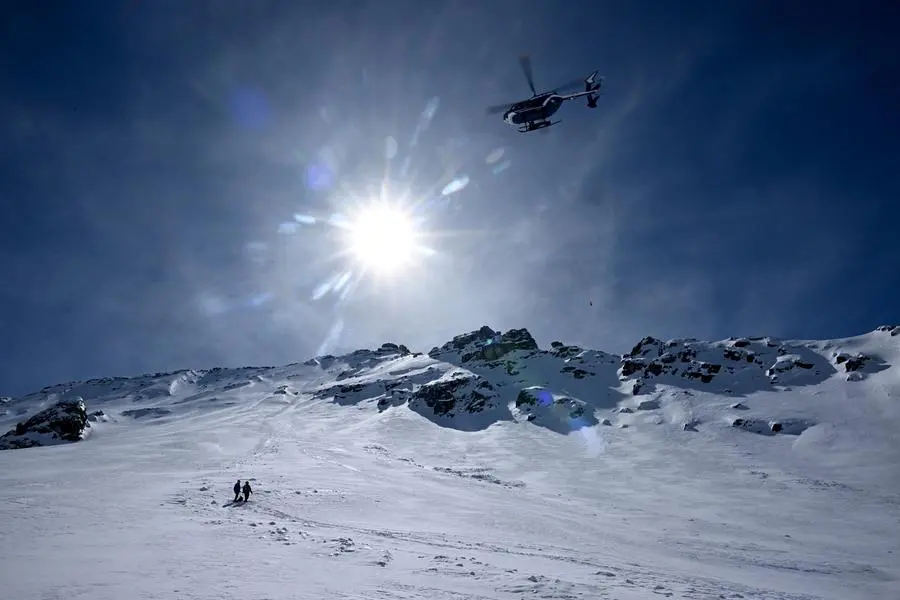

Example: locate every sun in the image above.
[343,202,423,276]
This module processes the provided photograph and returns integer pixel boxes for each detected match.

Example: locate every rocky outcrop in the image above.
[429,326,538,364]
[409,371,500,418]
[87,409,109,423]
[830,350,889,381]
[313,380,392,407]
[2,325,890,447]
[730,416,813,436]
[307,342,417,383]
[624,336,732,382]
[619,335,833,394]
[832,352,870,372]
[427,326,620,387]
[512,386,597,433]
[0,398,91,450]
[121,407,171,420]
[875,324,900,336]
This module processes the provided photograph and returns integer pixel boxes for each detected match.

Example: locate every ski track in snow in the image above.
[1,332,899,599]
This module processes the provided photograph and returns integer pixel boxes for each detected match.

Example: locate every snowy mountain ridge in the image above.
[1,325,899,600]
[3,324,898,448]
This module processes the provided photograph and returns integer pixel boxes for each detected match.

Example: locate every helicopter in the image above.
[487,55,604,133]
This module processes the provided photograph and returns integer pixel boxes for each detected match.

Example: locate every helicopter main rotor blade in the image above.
[486,102,515,115]
[549,76,587,94]
[519,54,537,96]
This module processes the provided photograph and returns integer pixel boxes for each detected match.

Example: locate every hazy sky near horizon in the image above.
[1,1,897,395]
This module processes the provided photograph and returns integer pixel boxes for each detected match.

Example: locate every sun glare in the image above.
[345,202,421,275]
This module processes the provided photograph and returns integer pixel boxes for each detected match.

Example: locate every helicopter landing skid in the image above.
[518,119,560,133]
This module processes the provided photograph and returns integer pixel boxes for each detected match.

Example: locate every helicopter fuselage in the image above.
[502,93,564,126]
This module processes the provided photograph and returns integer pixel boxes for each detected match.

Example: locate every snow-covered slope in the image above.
[1,325,899,599]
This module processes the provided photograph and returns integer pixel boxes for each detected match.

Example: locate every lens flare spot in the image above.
[312,280,332,300]
[278,222,299,235]
[317,318,345,356]
[486,148,505,164]
[385,136,398,160]
[306,148,338,191]
[492,159,512,175]
[329,213,351,229]
[339,277,355,302]
[294,213,316,224]
[423,97,440,121]
[535,389,554,407]
[441,175,470,196]
[333,271,352,292]
[306,163,334,191]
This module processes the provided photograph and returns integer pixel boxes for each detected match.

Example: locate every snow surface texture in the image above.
[1,325,899,599]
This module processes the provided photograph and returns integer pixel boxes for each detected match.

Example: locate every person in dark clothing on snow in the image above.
[242,481,252,502]
[233,479,242,502]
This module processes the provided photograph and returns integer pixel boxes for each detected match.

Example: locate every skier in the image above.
[242,480,253,502]
[233,479,242,502]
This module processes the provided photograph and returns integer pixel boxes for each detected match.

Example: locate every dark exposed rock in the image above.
[559,365,594,379]
[620,333,836,395]
[723,348,742,361]
[637,399,660,411]
[500,328,539,352]
[121,407,171,419]
[1,398,91,450]
[378,342,411,355]
[312,381,389,406]
[833,352,870,372]
[620,338,726,387]
[515,387,543,407]
[87,409,108,423]
[551,343,584,360]
[430,326,538,364]
[627,336,660,358]
[513,386,596,431]
[411,373,497,417]
[620,358,643,378]
[430,325,497,359]
[731,417,813,436]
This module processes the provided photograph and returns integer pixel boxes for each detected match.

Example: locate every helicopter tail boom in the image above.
[556,71,603,108]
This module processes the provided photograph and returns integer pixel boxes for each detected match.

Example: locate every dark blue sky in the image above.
[1,1,897,396]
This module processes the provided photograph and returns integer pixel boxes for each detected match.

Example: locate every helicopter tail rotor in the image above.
[519,54,537,96]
